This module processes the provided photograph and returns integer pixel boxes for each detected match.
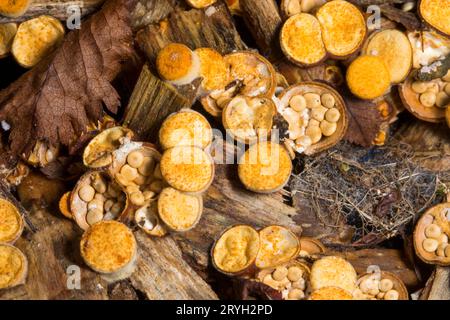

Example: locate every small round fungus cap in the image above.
[310,256,357,292]
[80,221,137,274]
[0,198,24,244]
[0,244,28,289]
[238,141,292,193]
[212,225,260,274]
[160,146,214,193]
[159,110,213,150]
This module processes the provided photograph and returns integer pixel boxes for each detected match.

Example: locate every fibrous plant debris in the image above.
[289,140,449,246]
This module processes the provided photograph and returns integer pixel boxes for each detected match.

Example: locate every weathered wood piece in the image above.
[135,1,246,62]
[240,0,283,58]
[0,0,105,24]
[122,64,198,142]
[331,248,420,290]
[130,0,182,31]
[395,120,450,172]
[379,4,421,31]
[130,232,218,300]
[420,267,450,300]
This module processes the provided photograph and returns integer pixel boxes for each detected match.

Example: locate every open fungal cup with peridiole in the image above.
[276,82,348,156]
[414,203,450,266]
[80,221,138,281]
[201,51,277,118]
[70,171,128,231]
[222,96,276,145]
[211,225,301,278]
[353,271,408,300]
[400,70,450,123]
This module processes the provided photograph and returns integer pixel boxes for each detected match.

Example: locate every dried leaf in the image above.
[0,0,136,158]
[379,4,421,31]
[343,95,384,147]
[374,188,401,218]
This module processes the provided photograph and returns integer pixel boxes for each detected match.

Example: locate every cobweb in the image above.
[289,140,449,246]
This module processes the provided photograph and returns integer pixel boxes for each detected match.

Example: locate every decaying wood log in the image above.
[331,248,421,290]
[122,64,200,142]
[0,0,105,24]
[379,4,421,31]
[395,120,450,172]
[240,0,282,58]
[130,0,182,31]
[130,232,218,300]
[420,267,450,300]
[135,1,246,63]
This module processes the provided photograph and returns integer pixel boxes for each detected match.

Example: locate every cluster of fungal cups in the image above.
[0,198,28,290]
[62,109,215,277]
[211,225,409,300]
[414,203,450,265]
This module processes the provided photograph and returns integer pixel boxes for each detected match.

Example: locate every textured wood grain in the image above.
[122,64,198,143]
[240,0,282,58]
[0,0,105,23]
[135,1,246,62]
[421,267,450,300]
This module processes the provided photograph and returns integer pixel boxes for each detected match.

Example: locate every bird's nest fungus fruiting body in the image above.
[157,187,203,232]
[0,244,28,290]
[276,82,348,156]
[0,198,24,244]
[280,0,366,67]
[280,13,327,67]
[108,143,163,209]
[400,72,450,123]
[238,141,293,193]
[11,15,65,68]
[211,225,261,277]
[70,171,129,231]
[156,43,201,86]
[309,286,353,300]
[211,224,301,277]
[195,47,230,93]
[201,51,277,118]
[160,145,215,194]
[256,260,310,300]
[310,256,357,294]
[418,0,450,37]
[414,203,450,266]
[0,23,17,59]
[346,55,391,100]
[354,271,408,300]
[222,96,276,145]
[159,109,213,151]
[362,29,413,84]
[83,126,134,169]
[80,221,138,281]
[0,0,31,18]
[298,237,326,257]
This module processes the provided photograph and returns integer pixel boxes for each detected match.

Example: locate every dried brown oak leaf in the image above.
[0,0,136,157]
[343,95,384,147]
